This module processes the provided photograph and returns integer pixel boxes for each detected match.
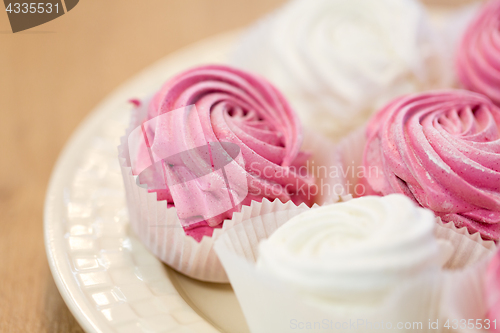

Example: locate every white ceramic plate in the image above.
[44,31,251,333]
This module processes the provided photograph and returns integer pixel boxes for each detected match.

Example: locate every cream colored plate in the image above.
[44,31,251,333]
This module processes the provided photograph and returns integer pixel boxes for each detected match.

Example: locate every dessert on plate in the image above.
[361,90,500,241]
[119,64,317,282]
[256,194,443,308]
[231,0,449,141]
[216,195,450,332]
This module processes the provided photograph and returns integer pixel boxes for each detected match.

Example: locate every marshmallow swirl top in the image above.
[362,90,500,240]
[257,195,440,307]
[232,0,447,140]
[457,0,500,106]
[137,65,314,240]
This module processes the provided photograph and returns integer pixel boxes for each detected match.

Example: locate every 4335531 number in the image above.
[6,3,59,14]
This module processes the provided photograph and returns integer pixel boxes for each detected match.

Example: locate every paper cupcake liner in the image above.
[302,129,350,205]
[215,214,450,333]
[436,218,497,270]
[118,104,339,282]
[120,143,317,281]
[333,126,498,270]
[331,125,367,195]
[439,257,492,328]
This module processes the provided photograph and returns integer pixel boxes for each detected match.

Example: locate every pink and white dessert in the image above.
[456,0,500,106]
[126,65,315,242]
[361,90,500,240]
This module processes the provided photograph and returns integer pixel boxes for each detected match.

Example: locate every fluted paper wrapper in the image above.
[333,126,497,270]
[117,104,339,282]
[439,258,493,332]
[302,130,347,205]
[435,218,497,270]
[215,214,448,333]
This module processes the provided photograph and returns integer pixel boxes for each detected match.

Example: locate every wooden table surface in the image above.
[0,1,288,331]
[0,0,478,332]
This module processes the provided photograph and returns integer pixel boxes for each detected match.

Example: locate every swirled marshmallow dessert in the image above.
[362,90,500,240]
[456,0,500,106]
[232,0,447,140]
[257,195,441,307]
[131,65,315,241]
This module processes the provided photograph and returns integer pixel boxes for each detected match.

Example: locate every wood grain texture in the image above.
[0,1,285,332]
